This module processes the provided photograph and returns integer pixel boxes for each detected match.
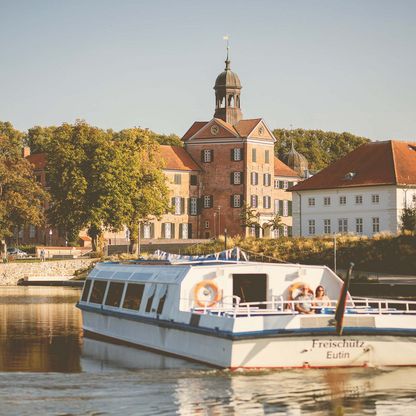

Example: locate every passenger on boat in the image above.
[313,285,331,313]
[294,285,315,314]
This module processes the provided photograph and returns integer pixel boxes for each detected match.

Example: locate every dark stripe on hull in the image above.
[77,303,416,340]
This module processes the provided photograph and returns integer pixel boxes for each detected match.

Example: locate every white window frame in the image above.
[164,223,172,239]
[203,195,211,208]
[338,218,348,233]
[282,225,288,237]
[181,223,189,239]
[339,196,346,205]
[174,196,181,215]
[372,217,380,233]
[274,179,279,189]
[143,224,151,239]
[233,171,242,185]
[356,218,363,234]
[372,194,380,204]
[308,197,315,207]
[324,196,331,206]
[233,148,242,161]
[203,149,212,163]
[308,219,315,235]
[283,200,288,216]
[324,219,331,234]
[355,195,363,205]
[233,194,242,208]
[190,197,198,215]
[204,220,209,229]
[251,195,258,208]
[283,180,288,190]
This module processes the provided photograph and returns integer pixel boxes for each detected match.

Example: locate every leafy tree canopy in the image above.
[0,122,47,241]
[273,128,370,171]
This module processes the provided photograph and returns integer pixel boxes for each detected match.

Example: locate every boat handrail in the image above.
[190,296,416,318]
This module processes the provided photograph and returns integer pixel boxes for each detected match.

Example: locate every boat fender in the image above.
[194,280,221,307]
[288,282,314,300]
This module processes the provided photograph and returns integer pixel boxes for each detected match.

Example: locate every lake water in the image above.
[1,287,416,415]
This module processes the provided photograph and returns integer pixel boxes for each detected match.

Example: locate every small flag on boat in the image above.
[334,262,354,336]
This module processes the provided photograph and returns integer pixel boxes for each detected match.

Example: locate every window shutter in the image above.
[150,223,155,239]
[210,150,214,162]
[210,195,213,208]
[240,194,244,207]
[241,148,244,161]
[188,223,192,239]
[230,149,234,161]
[230,195,234,207]
[171,223,175,239]
[181,198,185,214]
[240,172,244,185]
[288,226,293,237]
[279,200,283,215]
[230,172,234,185]
[200,150,204,162]
[187,198,191,215]
[171,197,175,208]
[288,201,293,216]
[197,198,202,214]
[161,223,165,238]
[279,180,284,189]
[288,181,293,188]
[179,224,183,239]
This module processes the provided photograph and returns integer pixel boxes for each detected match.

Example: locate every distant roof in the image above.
[274,157,300,178]
[182,121,208,141]
[234,118,262,137]
[159,145,201,171]
[291,140,416,191]
[26,153,46,169]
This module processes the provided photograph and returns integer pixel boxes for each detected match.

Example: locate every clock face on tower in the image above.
[211,125,219,135]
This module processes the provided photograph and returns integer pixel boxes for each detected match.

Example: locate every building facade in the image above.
[19,55,300,246]
[291,140,416,237]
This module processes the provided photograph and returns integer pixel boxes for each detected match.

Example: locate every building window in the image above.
[29,225,36,238]
[372,194,380,204]
[173,196,182,215]
[203,195,213,208]
[355,195,363,204]
[174,174,181,184]
[232,171,242,185]
[274,199,280,214]
[190,197,198,215]
[143,224,151,239]
[324,197,331,206]
[265,150,270,164]
[181,223,189,239]
[324,219,331,234]
[232,148,242,161]
[263,173,271,187]
[263,196,271,209]
[252,148,257,162]
[204,220,209,229]
[274,179,279,189]
[164,223,172,239]
[308,219,315,235]
[372,217,380,233]
[283,181,289,190]
[282,225,288,237]
[339,196,346,205]
[356,218,363,234]
[232,194,242,208]
[308,197,315,207]
[251,195,258,208]
[283,200,288,216]
[338,218,348,233]
[202,149,213,163]
[190,175,197,186]
[250,171,258,185]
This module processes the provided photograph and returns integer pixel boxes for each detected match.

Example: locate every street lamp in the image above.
[49,229,52,247]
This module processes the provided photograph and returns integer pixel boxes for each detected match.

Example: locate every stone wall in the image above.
[0,258,98,286]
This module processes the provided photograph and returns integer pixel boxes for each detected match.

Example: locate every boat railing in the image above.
[191,296,416,318]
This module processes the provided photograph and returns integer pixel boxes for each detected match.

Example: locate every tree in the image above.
[273,128,369,172]
[0,121,47,253]
[240,204,260,236]
[267,214,284,236]
[401,206,416,234]
[114,128,171,255]
[25,125,57,154]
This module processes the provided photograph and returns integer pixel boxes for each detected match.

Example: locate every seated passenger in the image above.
[294,285,314,314]
[313,285,331,311]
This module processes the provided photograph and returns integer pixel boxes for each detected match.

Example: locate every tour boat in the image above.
[77,249,416,368]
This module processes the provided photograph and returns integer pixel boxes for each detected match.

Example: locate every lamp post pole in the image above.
[224,228,228,250]
[334,233,337,274]
[217,206,221,237]
[49,229,52,247]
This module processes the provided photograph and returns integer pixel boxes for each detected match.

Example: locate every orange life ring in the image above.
[194,280,221,308]
[288,282,314,300]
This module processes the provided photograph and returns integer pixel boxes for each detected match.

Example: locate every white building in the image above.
[290,140,416,237]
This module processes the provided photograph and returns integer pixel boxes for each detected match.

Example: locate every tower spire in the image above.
[223,35,230,70]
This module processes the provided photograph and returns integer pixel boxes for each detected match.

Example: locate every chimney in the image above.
[22,146,31,158]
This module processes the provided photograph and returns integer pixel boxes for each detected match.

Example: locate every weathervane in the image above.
[223,35,230,68]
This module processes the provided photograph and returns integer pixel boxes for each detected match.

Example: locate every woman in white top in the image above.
[313,285,331,311]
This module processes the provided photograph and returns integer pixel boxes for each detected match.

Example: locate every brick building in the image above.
[18,55,299,246]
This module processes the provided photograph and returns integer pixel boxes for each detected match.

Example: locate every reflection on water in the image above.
[0,286,82,372]
[1,287,416,415]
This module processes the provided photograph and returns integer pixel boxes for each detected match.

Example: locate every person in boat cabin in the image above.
[313,285,331,309]
[294,285,315,314]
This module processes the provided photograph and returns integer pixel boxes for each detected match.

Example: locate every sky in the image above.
[1,0,415,141]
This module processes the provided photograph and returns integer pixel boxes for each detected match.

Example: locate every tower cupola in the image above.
[213,49,243,126]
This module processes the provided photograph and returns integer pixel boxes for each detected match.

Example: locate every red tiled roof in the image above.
[159,145,201,171]
[291,140,416,191]
[182,121,208,141]
[26,153,46,169]
[234,118,262,136]
[274,157,299,178]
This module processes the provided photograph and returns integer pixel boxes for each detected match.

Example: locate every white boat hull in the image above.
[81,309,416,369]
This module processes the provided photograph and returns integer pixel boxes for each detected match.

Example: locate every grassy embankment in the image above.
[184,233,416,276]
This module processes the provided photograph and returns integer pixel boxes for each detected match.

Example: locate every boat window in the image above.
[89,280,108,304]
[233,274,267,308]
[81,280,92,302]
[105,282,125,307]
[145,285,157,313]
[156,286,169,315]
[122,283,145,310]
